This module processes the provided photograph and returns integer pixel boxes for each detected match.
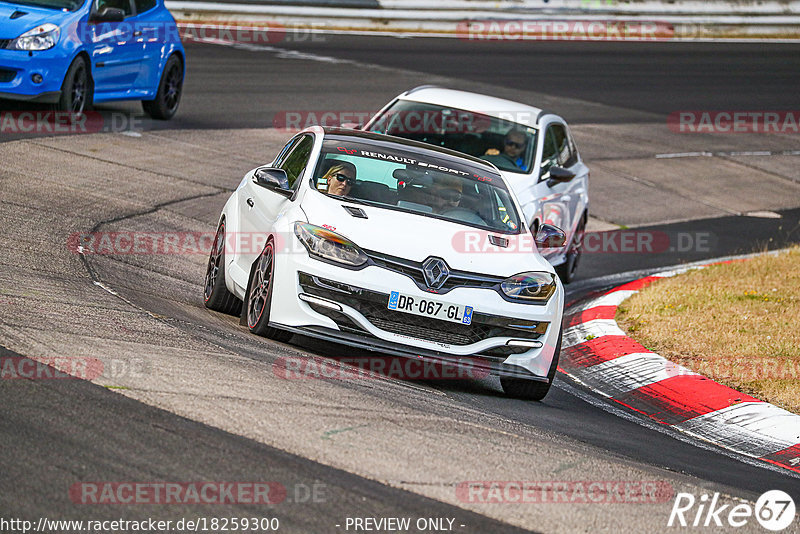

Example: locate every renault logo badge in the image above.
[422,257,450,289]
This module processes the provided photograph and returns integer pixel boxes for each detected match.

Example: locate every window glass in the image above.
[541,124,574,176]
[134,0,156,13]
[274,137,300,167]
[311,137,522,234]
[278,135,314,188]
[368,100,537,174]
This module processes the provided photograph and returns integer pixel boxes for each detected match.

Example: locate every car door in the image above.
[86,0,144,94]
[132,0,164,91]
[234,134,315,277]
[534,121,586,237]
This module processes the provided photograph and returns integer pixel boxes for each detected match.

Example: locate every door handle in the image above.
[246,198,254,208]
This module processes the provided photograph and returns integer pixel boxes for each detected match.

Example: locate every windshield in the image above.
[1,0,82,10]
[313,137,523,234]
[368,100,537,174]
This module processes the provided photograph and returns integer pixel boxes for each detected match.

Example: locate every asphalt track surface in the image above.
[2,37,800,532]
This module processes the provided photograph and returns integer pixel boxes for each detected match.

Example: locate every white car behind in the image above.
[363,87,589,283]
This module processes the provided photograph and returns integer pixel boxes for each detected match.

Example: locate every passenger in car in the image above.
[318,160,357,196]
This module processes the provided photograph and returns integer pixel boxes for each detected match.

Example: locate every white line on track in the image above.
[554,378,800,480]
[656,149,800,159]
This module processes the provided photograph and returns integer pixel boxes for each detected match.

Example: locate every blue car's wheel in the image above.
[56,56,91,113]
[142,54,183,120]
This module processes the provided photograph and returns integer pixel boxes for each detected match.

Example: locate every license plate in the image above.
[387,291,473,325]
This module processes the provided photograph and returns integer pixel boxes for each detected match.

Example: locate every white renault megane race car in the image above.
[203,127,566,399]
[362,87,590,283]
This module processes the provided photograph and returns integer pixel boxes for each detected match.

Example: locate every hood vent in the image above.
[11,10,28,19]
[342,205,367,219]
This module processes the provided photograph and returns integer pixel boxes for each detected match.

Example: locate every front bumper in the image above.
[267,248,563,380]
[0,47,71,102]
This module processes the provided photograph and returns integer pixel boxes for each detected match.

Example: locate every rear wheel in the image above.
[555,213,586,284]
[142,54,183,120]
[500,329,562,401]
[56,56,91,113]
[203,221,242,315]
[245,241,292,342]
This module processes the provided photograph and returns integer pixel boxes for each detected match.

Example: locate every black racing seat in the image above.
[351,181,396,205]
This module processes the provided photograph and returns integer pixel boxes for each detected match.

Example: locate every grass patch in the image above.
[616,247,800,414]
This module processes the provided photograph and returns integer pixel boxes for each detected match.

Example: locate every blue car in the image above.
[0,0,184,118]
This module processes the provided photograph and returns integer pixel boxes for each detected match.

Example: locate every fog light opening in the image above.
[31,73,43,84]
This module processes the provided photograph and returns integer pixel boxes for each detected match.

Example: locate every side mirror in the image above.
[90,7,125,23]
[534,224,567,249]
[253,167,292,197]
[547,166,576,184]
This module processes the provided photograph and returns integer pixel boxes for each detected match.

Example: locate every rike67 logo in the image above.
[668,490,796,531]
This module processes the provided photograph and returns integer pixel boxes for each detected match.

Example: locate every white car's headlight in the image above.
[294,222,368,268]
[501,272,556,302]
[11,24,61,51]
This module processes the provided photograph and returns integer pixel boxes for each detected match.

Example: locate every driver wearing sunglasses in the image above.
[483,129,529,171]
[319,160,357,197]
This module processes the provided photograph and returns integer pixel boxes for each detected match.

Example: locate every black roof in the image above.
[319,126,501,172]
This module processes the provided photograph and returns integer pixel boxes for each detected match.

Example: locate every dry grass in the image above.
[616,247,800,414]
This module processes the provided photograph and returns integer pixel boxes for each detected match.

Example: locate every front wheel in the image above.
[142,54,183,120]
[245,241,292,342]
[500,329,562,401]
[56,56,91,113]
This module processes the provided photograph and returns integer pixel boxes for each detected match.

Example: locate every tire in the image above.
[55,56,91,113]
[555,213,586,284]
[142,54,183,120]
[203,221,242,315]
[500,328,562,401]
[244,240,292,342]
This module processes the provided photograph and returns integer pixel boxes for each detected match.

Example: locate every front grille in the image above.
[299,272,547,347]
[0,39,10,49]
[0,68,16,83]
[364,249,505,294]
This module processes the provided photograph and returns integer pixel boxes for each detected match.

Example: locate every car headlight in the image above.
[501,272,556,302]
[11,24,60,51]
[294,222,368,268]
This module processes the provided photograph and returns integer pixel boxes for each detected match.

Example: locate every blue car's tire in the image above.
[56,56,91,113]
[142,54,183,120]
